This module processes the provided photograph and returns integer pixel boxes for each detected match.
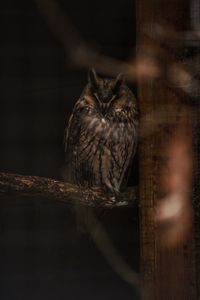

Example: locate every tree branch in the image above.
[0,172,137,208]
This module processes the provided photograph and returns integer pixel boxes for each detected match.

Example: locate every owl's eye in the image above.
[93,93,101,103]
[110,95,117,102]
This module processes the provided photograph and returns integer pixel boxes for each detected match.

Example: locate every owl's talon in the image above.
[109,196,117,203]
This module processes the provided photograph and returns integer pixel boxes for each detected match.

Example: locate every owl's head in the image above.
[87,68,126,113]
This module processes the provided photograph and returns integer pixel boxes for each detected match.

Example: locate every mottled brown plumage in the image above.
[64,69,138,194]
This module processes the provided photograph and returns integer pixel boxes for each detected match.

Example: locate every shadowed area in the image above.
[0,0,139,299]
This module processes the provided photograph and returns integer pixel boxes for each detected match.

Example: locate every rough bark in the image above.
[0,172,137,208]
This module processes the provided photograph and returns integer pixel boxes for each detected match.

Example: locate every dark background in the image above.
[0,1,139,299]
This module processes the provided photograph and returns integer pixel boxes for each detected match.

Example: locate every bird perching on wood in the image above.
[64,69,138,196]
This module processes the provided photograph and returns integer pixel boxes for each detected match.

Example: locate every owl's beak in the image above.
[100,103,109,114]
[100,96,117,114]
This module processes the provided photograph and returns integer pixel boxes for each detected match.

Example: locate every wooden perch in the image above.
[0,172,137,208]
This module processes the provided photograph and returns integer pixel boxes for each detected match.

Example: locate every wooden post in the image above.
[136,0,197,299]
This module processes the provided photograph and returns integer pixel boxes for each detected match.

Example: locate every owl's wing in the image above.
[64,99,83,158]
[64,99,86,184]
[114,108,138,191]
[120,131,138,189]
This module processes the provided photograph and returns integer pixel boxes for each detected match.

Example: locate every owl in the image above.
[64,69,138,195]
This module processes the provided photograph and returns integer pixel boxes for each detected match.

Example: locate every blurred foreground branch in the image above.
[34,0,200,103]
[0,172,137,208]
[34,0,158,80]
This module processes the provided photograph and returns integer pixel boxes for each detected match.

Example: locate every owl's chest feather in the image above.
[73,110,135,192]
[82,111,132,143]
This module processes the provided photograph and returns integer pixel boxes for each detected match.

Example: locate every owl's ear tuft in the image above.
[88,68,99,89]
[113,73,125,93]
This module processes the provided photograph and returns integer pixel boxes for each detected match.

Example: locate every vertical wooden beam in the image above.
[136,1,197,299]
